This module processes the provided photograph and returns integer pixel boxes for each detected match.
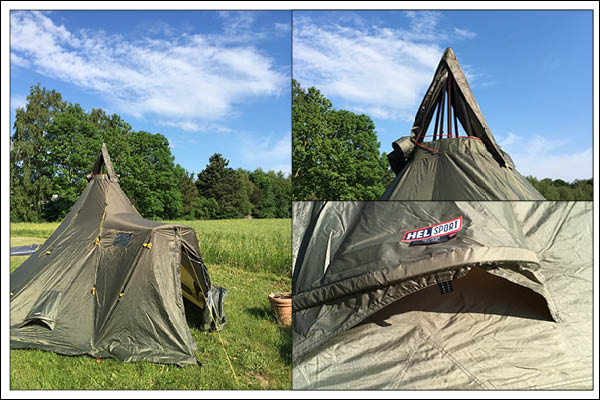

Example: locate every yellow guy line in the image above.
[205,296,240,386]
[177,230,239,386]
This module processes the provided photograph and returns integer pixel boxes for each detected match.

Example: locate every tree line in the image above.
[10,84,291,222]
[526,176,593,201]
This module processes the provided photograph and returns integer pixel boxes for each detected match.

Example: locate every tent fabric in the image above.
[383,48,543,200]
[10,144,226,366]
[292,201,592,389]
[381,138,545,200]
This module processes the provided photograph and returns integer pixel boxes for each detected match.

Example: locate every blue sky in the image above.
[10,10,291,175]
[293,10,593,181]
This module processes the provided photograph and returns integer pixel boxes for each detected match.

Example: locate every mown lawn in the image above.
[9,219,292,390]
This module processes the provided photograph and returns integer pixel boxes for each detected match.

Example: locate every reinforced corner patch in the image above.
[402,216,463,246]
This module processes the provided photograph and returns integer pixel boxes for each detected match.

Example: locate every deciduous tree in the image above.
[292,80,388,200]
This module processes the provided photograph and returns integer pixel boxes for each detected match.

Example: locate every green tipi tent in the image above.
[382,48,543,200]
[292,201,592,389]
[10,144,227,366]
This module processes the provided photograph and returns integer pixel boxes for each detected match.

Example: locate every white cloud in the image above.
[218,11,256,34]
[496,132,592,181]
[336,13,367,28]
[11,94,27,110]
[454,27,477,39]
[514,148,592,181]
[242,132,291,174]
[498,131,519,147]
[10,11,287,128]
[161,120,232,134]
[11,52,30,67]
[405,11,442,36]
[293,13,477,120]
[274,22,291,33]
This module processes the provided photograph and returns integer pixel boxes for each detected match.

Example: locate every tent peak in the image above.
[442,47,456,60]
[87,143,118,182]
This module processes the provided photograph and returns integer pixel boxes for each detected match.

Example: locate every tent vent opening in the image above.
[20,318,55,330]
[360,266,554,330]
[112,232,133,248]
[19,290,62,331]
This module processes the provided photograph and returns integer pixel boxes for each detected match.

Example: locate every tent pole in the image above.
[433,90,442,141]
[439,82,445,138]
[453,80,459,137]
[447,75,452,138]
[459,90,474,137]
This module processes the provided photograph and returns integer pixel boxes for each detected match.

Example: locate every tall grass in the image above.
[171,219,291,276]
[11,218,291,276]
[11,222,59,238]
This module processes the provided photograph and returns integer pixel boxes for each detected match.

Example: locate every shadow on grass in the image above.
[247,305,276,322]
[246,305,292,365]
[183,298,292,367]
[278,326,292,364]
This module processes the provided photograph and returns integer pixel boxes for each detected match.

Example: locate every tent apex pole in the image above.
[433,90,442,141]
[440,82,446,139]
[447,75,453,138]
[453,80,459,137]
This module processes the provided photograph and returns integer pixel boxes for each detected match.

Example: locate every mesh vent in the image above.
[113,232,133,248]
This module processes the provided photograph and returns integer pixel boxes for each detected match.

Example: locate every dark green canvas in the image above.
[292,201,592,389]
[10,144,226,366]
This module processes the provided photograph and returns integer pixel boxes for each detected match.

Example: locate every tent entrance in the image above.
[180,246,228,332]
[180,247,208,310]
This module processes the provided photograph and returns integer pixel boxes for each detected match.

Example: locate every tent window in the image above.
[113,232,133,248]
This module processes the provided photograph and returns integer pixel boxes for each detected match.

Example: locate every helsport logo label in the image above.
[402,217,463,242]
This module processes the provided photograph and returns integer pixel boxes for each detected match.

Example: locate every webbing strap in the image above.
[412,138,440,155]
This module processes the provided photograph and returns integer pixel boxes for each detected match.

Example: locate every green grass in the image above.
[10,222,60,238]
[170,219,291,276]
[12,218,291,276]
[10,219,292,390]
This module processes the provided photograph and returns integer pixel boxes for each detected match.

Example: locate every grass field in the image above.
[9,219,292,390]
